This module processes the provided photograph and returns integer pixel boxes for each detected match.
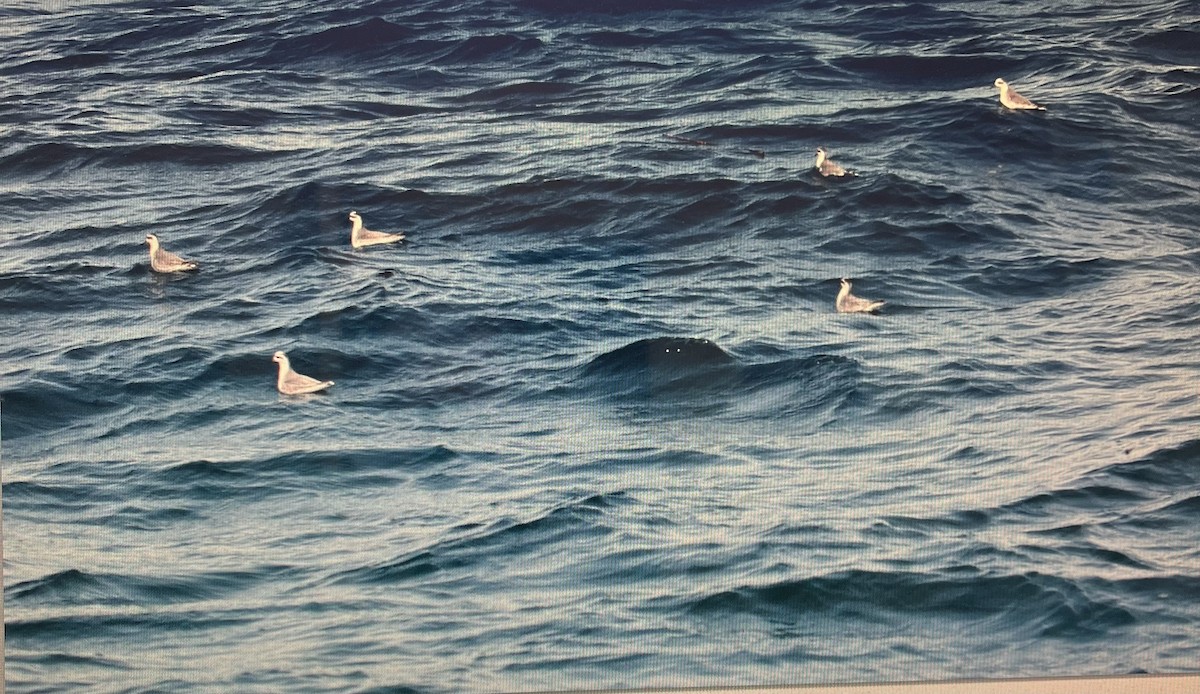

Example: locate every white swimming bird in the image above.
[814,147,851,177]
[145,233,198,273]
[349,210,405,248]
[836,278,885,313]
[993,78,1045,110]
[272,351,334,395]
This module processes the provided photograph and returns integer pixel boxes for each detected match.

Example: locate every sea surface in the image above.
[3,0,1199,692]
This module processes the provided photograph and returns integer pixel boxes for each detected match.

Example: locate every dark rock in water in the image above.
[585,337,733,373]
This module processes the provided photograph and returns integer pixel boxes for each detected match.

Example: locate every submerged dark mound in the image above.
[585,337,733,374]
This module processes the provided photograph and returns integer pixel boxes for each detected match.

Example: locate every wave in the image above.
[5,607,256,642]
[516,0,784,14]
[1,378,131,441]
[241,180,427,231]
[0,142,97,176]
[3,52,112,75]
[283,303,426,343]
[571,29,668,49]
[0,264,129,312]
[455,80,578,106]
[265,17,417,62]
[432,34,544,65]
[869,438,1200,586]
[933,255,1117,301]
[161,445,457,491]
[2,447,463,519]
[168,105,283,128]
[6,651,131,672]
[333,491,629,586]
[258,17,544,70]
[308,100,442,121]
[1130,26,1200,64]
[833,54,1003,88]
[688,569,1136,638]
[884,439,1200,530]
[6,565,296,607]
[0,141,284,178]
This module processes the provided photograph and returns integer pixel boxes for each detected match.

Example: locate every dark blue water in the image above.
[3,0,1199,691]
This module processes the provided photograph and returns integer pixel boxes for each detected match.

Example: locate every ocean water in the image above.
[2,0,1199,691]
